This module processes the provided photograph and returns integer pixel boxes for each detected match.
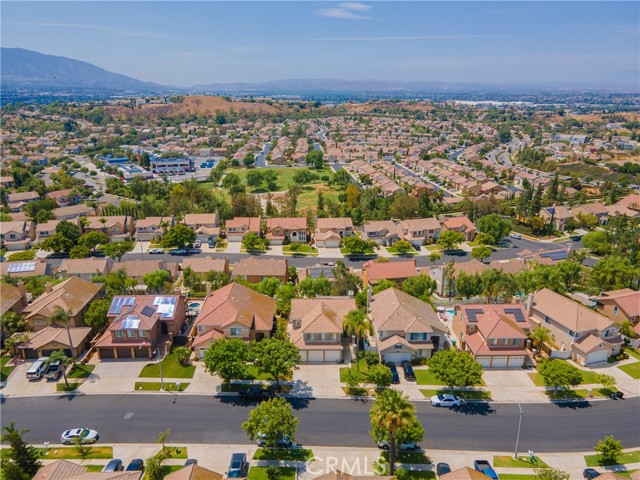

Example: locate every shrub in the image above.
[174,347,191,367]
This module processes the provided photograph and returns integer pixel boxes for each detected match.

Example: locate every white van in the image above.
[26,357,49,380]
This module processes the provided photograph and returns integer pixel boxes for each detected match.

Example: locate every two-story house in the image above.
[594,289,640,339]
[35,219,79,243]
[361,221,401,246]
[183,213,220,243]
[369,288,447,363]
[231,257,288,283]
[0,221,35,250]
[440,215,477,241]
[57,258,112,281]
[45,189,82,208]
[315,218,354,248]
[362,259,418,287]
[225,217,261,242]
[52,204,94,220]
[539,205,575,232]
[453,304,531,368]
[265,217,309,245]
[289,296,355,363]
[86,216,132,241]
[192,282,275,359]
[6,191,41,212]
[135,216,172,242]
[527,288,623,365]
[95,294,185,360]
[398,218,441,247]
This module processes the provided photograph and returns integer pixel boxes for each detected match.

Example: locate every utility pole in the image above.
[514,401,524,460]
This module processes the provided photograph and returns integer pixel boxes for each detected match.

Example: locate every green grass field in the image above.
[85,465,105,472]
[139,349,195,379]
[619,362,640,379]
[247,467,297,480]
[414,369,448,386]
[68,364,95,379]
[253,448,314,461]
[584,450,640,467]
[624,347,640,361]
[134,382,190,391]
[38,447,113,460]
[420,389,491,401]
[56,383,81,392]
[528,361,604,386]
[493,456,549,469]
[1,356,15,382]
[143,465,182,480]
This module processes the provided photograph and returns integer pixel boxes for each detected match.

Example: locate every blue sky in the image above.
[2,1,639,87]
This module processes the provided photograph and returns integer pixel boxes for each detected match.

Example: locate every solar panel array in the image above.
[141,305,156,317]
[7,261,37,273]
[154,296,176,318]
[504,308,526,323]
[466,308,484,322]
[539,250,569,261]
[121,315,141,329]
[108,296,136,315]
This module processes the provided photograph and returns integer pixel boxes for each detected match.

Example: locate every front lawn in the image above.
[499,475,537,480]
[139,349,196,379]
[619,362,640,379]
[545,387,617,400]
[493,456,549,469]
[143,465,182,480]
[247,467,296,480]
[414,369,448,386]
[253,448,314,461]
[528,361,604,386]
[380,451,431,464]
[134,382,190,391]
[584,450,640,467]
[1,356,15,382]
[155,447,188,459]
[56,383,81,392]
[624,347,640,361]
[38,447,113,459]
[85,465,105,472]
[386,247,417,256]
[340,358,370,383]
[67,364,95,379]
[283,244,318,256]
[420,389,491,401]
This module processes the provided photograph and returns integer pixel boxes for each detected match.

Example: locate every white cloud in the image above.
[314,2,374,20]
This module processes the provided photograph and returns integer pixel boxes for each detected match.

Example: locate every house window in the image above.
[613,306,618,316]
[395,344,403,350]
[513,339,520,346]
[127,330,135,338]
[230,327,242,337]
[568,329,576,337]
[604,329,612,338]
[544,316,551,324]
[140,330,146,337]
[115,330,123,338]
[294,319,301,328]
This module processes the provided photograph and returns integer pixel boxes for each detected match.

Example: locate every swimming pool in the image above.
[189,302,200,308]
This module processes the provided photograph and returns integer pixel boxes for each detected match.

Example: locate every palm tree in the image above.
[444,260,456,299]
[50,306,77,366]
[98,217,108,233]
[529,326,554,352]
[369,389,416,475]
[49,349,72,390]
[343,309,373,368]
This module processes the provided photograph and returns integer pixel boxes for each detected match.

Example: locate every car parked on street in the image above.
[583,468,600,479]
[227,453,248,478]
[148,248,164,254]
[256,433,295,448]
[126,459,144,471]
[61,428,99,445]
[436,463,451,478]
[376,440,419,451]
[385,362,400,384]
[401,361,415,381]
[44,361,62,380]
[102,460,124,472]
[169,248,187,256]
[430,393,464,407]
[238,386,276,401]
[510,233,522,239]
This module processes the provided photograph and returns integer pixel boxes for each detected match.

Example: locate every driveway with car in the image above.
[1,358,58,397]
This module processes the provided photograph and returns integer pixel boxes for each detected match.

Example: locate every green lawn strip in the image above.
[498,475,537,480]
[380,451,432,465]
[623,347,640,361]
[134,382,189,392]
[420,389,491,401]
[283,245,318,254]
[339,358,371,383]
[143,465,182,480]
[1,356,16,382]
[545,387,617,400]
[56,383,81,392]
[493,456,549,469]
[38,447,113,459]
[253,448,314,461]
[67,364,95,379]
[528,361,605,386]
[85,465,106,472]
[584,451,640,467]
[155,447,188,459]
[247,467,296,480]
[613,471,637,479]
[139,349,196,379]
[339,248,376,257]
[619,362,640,379]
[395,471,435,480]
[386,247,417,256]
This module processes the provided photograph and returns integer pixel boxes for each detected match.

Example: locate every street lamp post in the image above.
[153,348,164,391]
[514,401,524,460]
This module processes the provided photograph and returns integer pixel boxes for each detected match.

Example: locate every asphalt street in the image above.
[2,395,638,452]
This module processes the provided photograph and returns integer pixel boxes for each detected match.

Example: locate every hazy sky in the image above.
[2,1,639,86]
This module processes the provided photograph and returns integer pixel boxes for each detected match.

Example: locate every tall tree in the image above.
[427,350,483,394]
[1,423,42,477]
[242,397,299,451]
[203,338,249,384]
[50,306,77,366]
[250,338,301,387]
[343,309,373,359]
[103,241,134,262]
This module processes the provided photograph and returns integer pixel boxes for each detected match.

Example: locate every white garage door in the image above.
[586,350,609,365]
[300,351,308,362]
[491,356,508,368]
[507,356,524,368]
[308,351,325,362]
[477,357,491,368]
[324,350,341,363]
[384,353,411,363]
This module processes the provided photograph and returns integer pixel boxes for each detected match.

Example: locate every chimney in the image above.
[45,282,53,293]
[17,281,27,303]
[526,292,534,317]
[366,287,372,313]
[348,290,354,298]
[206,282,212,297]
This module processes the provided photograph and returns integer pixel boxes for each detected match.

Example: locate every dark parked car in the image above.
[401,361,415,381]
[238,386,275,401]
[583,468,600,479]
[125,459,144,471]
[184,459,198,467]
[227,453,248,478]
[436,463,451,478]
[385,362,400,384]
[102,460,124,472]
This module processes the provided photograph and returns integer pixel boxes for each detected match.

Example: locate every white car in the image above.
[148,248,164,254]
[430,394,464,407]
[376,440,419,451]
[510,233,522,239]
[61,428,99,445]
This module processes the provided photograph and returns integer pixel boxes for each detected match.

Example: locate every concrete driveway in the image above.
[293,364,343,398]
[2,359,59,397]
[80,359,150,394]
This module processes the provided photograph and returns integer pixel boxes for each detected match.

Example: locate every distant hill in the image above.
[1,47,162,90]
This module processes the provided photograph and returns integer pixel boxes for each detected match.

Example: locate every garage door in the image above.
[116,347,132,359]
[586,350,609,365]
[477,357,491,368]
[507,356,524,368]
[384,353,411,363]
[308,351,324,362]
[134,348,149,359]
[99,348,115,360]
[491,356,508,368]
[324,350,341,363]
[23,349,39,359]
[43,349,72,357]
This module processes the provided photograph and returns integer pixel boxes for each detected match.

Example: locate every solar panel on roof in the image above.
[141,305,156,317]
[539,250,568,261]
[121,315,141,329]
[123,297,136,306]
[7,261,37,273]
[154,296,176,318]
[504,308,526,323]
[466,308,484,322]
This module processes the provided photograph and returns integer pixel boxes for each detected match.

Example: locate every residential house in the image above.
[0,282,28,318]
[164,464,223,480]
[440,215,477,241]
[361,220,401,246]
[594,289,640,338]
[362,259,418,287]
[572,202,609,225]
[232,257,288,283]
[35,219,79,242]
[527,288,623,365]
[298,262,340,282]
[16,325,93,360]
[115,259,179,285]
[0,258,50,278]
[265,217,309,244]
[313,472,393,480]
[57,258,112,281]
[439,467,493,480]
[6,191,40,212]
[539,205,574,231]
[453,304,531,368]
[52,204,94,220]
[95,294,185,360]
[192,282,275,358]
[399,217,441,247]
[181,257,229,277]
[183,213,220,242]
[86,216,132,241]
[289,296,355,362]
[45,189,82,207]
[225,217,261,242]
[0,220,35,250]
[0,176,14,188]
[33,460,143,480]
[315,218,354,248]
[368,288,447,363]
[22,277,102,331]
[135,216,171,241]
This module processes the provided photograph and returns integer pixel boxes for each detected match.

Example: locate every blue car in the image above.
[385,363,400,384]
[401,361,416,381]
[227,453,248,478]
